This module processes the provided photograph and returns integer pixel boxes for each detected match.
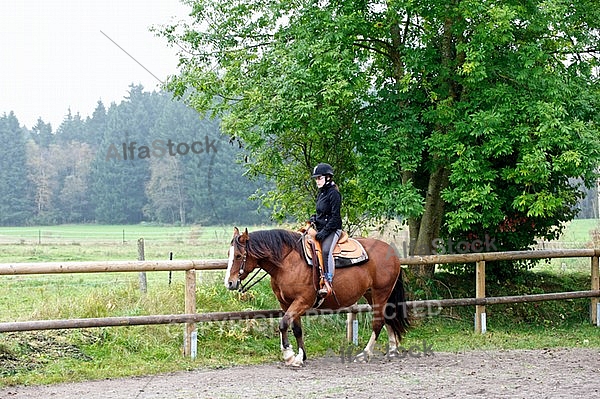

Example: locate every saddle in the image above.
[301,226,368,268]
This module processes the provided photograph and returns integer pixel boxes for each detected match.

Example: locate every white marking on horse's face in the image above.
[224,244,235,288]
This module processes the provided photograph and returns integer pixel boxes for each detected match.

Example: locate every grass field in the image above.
[0,224,250,262]
[1,220,599,386]
[534,218,600,274]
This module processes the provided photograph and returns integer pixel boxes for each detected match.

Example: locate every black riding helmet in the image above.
[311,163,334,178]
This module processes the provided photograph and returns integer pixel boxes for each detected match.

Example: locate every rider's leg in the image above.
[318,230,341,296]
[322,230,341,282]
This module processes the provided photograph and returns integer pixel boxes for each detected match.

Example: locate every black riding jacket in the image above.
[314,183,342,236]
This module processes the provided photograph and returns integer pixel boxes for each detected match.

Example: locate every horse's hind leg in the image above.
[354,301,387,362]
[355,284,399,362]
[359,325,399,360]
[385,324,400,356]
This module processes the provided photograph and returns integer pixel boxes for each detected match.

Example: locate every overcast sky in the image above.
[0,0,190,130]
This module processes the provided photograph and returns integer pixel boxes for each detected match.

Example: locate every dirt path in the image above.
[2,348,599,398]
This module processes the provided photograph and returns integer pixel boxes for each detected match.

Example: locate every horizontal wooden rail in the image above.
[2,290,598,333]
[0,306,372,332]
[0,259,227,275]
[414,290,600,308]
[397,249,600,265]
[2,249,599,275]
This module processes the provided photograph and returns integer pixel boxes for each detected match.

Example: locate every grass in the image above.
[1,220,600,387]
[551,218,600,244]
[532,218,600,274]
[0,224,244,262]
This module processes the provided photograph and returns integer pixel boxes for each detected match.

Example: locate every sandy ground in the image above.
[1,347,599,399]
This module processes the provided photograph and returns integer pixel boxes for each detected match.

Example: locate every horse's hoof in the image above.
[353,350,371,363]
[282,346,295,363]
[386,349,401,358]
[285,348,304,367]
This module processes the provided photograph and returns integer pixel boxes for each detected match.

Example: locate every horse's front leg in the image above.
[292,317,306,361]
[279,310,306,366]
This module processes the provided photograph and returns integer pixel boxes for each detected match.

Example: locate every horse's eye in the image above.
[235,254,242,260]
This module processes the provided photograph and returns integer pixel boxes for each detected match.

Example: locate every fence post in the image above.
[591,255,599,326]
[346,305,358,345]
[184,269,197,358]
[137,238,147,294]
[475,260,486,334]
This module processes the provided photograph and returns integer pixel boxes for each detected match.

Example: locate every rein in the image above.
[239,268,269,293]
[235,235,270,294]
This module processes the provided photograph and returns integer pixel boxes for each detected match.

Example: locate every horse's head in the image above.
[224,227,257,291]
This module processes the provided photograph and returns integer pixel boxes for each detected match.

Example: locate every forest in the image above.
[0,84,270,226]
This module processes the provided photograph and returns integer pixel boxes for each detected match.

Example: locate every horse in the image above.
[224,227,409,366]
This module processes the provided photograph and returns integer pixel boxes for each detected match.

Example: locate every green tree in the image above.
[89,85,153,224]
[26,140,59,223]
[57,141,94,222]
[159,0,600,276]
[144,156,187,224]
[55,109,87,145]
[0,112,31,225]
[85,101,108,147]
[86,85,266,225]
[148,95,267,225]
[30,117,53,148]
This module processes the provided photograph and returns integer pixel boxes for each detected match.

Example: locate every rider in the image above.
[311,163,342,297]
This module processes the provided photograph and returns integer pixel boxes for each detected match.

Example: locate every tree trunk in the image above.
[407,165,448,278]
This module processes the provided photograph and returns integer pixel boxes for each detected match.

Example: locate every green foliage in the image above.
[159,0,600,271]
[416,269,592,326]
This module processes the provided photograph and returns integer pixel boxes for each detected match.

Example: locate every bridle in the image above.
[234,235,269,293]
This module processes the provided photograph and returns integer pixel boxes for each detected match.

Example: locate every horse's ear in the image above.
[233,227,240,237]
[237,228,249,244]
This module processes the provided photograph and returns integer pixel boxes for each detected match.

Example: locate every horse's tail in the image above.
[384,269,410,339]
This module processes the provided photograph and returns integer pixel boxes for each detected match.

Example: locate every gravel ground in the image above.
[2,347,599,399]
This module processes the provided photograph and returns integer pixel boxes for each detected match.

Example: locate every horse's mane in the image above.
[246,229,303,263]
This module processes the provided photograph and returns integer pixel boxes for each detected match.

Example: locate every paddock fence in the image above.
[0,248,599,358]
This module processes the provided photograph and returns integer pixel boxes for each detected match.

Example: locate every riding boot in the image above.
[317,280,332,298]
[318,272,333,298]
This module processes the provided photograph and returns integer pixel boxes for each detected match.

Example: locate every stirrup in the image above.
[318,280,332,298]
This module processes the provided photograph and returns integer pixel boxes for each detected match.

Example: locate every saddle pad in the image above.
[302,234,368,268]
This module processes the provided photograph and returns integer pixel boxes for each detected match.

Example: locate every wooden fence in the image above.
[0,248,599,358]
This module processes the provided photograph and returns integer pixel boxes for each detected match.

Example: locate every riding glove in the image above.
[315,231,327,241]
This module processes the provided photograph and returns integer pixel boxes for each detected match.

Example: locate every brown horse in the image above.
[224,227,409,366]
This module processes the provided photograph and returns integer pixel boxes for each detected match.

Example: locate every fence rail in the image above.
[1,248,599,358]
[2,290,599,333]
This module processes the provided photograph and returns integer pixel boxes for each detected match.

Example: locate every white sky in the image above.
[0,0,191,130]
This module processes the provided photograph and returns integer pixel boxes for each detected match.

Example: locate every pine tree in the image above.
[0,112,32,225]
